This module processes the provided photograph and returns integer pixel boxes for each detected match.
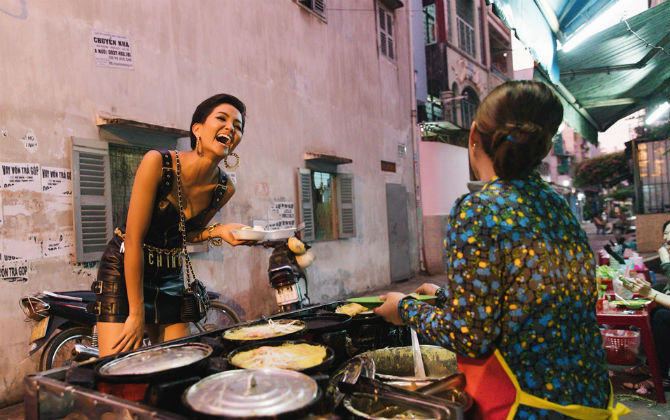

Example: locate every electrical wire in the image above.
[623,17,670,58]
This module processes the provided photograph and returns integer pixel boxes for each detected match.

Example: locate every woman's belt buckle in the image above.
[92,281,103,295]
[91,280,122,295]
[87,301,101,315]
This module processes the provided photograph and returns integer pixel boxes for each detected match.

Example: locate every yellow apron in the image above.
[458,350,630,420]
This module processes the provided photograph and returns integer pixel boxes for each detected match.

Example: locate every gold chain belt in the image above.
[114,228,182,269]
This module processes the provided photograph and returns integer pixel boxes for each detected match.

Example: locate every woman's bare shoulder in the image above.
[133,150,166,183]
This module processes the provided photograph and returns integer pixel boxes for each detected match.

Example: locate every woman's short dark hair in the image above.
[663,220,670,233]
[474,80,563,180]
[189,93,246,149]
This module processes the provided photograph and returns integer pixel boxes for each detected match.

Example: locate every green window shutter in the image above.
[72,138,112,262]
[298,168,315,242]
[338,173,356,238]
[313,0,326,17]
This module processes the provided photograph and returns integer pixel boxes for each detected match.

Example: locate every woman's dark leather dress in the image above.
[91,150,228,324]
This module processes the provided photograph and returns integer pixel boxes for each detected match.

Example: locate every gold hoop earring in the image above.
[224,152,239,170]
[196,136,204,156]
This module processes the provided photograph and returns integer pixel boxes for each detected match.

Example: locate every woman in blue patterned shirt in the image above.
[375,81,628,420]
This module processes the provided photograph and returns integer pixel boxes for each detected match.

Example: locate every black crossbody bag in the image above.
[175,151,210,322]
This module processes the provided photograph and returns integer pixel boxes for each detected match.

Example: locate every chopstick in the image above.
[613,293,633,305]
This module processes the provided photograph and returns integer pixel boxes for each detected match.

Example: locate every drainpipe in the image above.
[407,2,426,272]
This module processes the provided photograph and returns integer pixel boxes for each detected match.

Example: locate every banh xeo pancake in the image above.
[230,343,327,370]
[335,302,368,317]
[223,319,304,340]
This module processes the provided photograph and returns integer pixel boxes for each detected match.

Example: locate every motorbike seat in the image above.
[43,290,97,303]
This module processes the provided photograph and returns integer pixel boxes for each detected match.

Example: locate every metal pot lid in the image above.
[98,342,212,376]
[183,368,319,417]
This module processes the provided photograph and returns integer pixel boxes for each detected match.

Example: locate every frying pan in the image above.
[227,339,335,375]
[221,319,306,345]
[95,342,212,384]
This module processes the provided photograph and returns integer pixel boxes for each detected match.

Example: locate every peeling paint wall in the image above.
[0,0,417,404]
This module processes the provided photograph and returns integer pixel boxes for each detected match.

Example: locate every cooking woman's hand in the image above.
[112,314,145,354]
[374,292,407,326]
[413,283,440,297]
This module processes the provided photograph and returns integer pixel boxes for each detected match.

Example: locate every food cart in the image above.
[24,301,469,420]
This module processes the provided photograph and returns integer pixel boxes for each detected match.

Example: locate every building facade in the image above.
[411,0,514,273]
[0,0,417,404]
[542,126,601,188]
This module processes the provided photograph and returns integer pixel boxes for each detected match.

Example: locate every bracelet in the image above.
[207,223,223,246]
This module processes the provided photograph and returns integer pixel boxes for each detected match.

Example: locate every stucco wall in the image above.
[419,141,469,273]
[0,0,417,405]
[419,141,469,216]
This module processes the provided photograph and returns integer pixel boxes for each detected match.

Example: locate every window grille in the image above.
[636,139,670,214]
[109,144,151,228]
[423,4,436,45]
[298,169,356,241]
[460,97,477,128]
[457,16,476,57]
[378,4,395,59]
[299,0,326,18]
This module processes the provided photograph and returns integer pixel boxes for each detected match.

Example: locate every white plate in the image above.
[231,229,267,241]
[264,228,296,240]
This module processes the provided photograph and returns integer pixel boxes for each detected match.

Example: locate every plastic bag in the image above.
[612,277,635,300]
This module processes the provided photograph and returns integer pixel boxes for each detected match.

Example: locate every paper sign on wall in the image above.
[42,230,74,259]
[42,166,72,195]
[266,201,295,230]
[0,162,41,191]
[1,261,30,283]
[20,129,38,153]
[92,31,134,69]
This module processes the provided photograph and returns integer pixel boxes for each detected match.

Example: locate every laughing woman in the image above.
[375,81,629,419]
[93,94,250,356]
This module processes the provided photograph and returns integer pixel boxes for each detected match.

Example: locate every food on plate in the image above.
[242,225,265,231]
[336,302,368,317]
[223,319,304,340]
[296,251,316,268]
[230,343,327,370]
[288,237,307,254]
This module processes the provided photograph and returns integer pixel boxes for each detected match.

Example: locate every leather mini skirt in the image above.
[90,233,185,324]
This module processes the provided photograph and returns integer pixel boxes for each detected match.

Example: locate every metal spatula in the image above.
[411,328,426,378]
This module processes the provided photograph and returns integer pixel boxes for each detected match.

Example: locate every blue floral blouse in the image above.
[399,172,610,420]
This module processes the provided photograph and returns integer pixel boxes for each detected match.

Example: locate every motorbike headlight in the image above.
[19,296,49,321]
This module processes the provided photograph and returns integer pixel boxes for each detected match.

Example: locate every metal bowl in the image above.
[360,345,458,383]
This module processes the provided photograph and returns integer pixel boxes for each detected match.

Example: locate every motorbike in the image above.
[20,289,241,371]
[266,240,311,312]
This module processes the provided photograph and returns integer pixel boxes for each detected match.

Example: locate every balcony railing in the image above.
[457,16,476,57]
